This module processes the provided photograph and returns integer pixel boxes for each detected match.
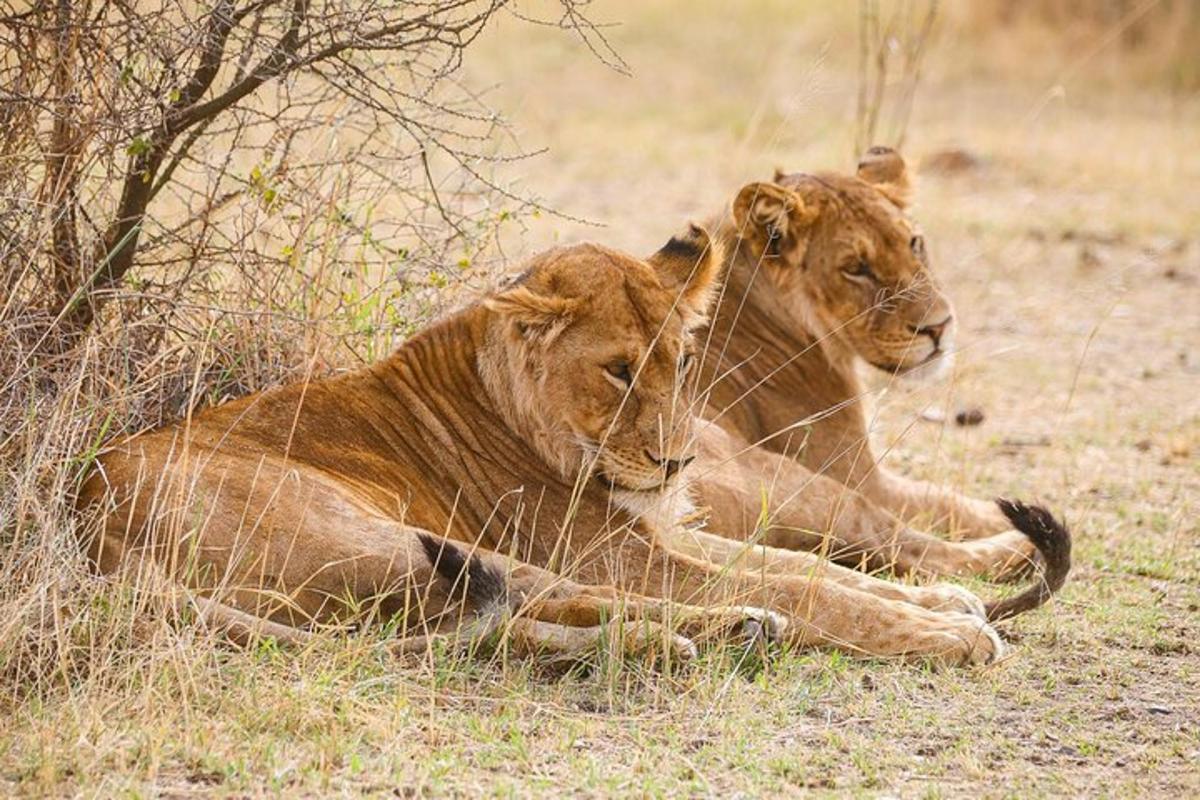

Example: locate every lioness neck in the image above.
[699,214,869,474]
[367,303,646,575]
[373,303,575,484]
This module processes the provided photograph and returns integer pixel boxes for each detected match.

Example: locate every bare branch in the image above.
[4,0,620,340]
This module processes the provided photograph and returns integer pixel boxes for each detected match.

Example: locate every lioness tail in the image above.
[416,532,508,611]
[985,499,1072,622]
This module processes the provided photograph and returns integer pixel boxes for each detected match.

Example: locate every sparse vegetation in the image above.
[2,1,1198,796]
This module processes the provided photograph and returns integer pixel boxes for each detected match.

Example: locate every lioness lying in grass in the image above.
[79,224,1017,666]
[690,149,1069,618]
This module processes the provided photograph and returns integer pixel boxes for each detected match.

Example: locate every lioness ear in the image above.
[485,286,578,341]
[732,181,817,269]
[646,223,725,321]
[857,145,912,208]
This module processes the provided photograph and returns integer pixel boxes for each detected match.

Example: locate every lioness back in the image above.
[79,228,725,598]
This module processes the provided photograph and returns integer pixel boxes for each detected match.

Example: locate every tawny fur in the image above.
[689,150,1069,600]
[78,225,1003,666]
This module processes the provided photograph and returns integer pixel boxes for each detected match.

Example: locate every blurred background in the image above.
[465,0,1198,254]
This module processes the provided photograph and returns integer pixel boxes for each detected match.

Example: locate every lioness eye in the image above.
[910,235,925,257]
[843,259,875,281]
[605,360,632,385]
[678,352,694,376]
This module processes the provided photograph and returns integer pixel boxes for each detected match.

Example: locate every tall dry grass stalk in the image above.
[854,0,939,157]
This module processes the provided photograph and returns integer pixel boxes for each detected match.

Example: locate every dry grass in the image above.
[3,1,1199,796]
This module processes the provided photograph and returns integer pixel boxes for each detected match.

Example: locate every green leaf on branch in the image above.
[126,136,151,157]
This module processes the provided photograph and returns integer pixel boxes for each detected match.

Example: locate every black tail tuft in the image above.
[416,533,507,610]
[985,499,1072,622]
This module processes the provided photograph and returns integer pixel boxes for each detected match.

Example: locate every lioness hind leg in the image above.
[163,486,772,662]
[183,582,696,664]
[696,434,1034,581]
[863,469,1011,540]
[505,618,698,663]
[183,592,494,658]
[183,594,316,647]
[397,617,699,664]
[185,593,495,657]
[502,566,788,647]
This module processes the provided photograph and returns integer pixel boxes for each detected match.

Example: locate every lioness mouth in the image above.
[870,348,941,376]
[593,470,668,494]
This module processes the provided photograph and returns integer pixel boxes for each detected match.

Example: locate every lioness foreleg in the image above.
[657,523,987,618]
[645,536,1005,666]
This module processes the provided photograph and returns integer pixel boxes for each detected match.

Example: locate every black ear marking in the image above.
[646,223,721,316]
[656,233,705,261]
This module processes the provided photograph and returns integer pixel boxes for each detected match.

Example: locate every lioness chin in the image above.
[78,223,1006,666]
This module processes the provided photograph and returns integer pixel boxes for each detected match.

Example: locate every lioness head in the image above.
[483,225,723,496]
[733,147,955,379]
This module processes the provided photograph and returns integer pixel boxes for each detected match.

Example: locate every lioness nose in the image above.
[913,316,952,347]
[646,451,695,478]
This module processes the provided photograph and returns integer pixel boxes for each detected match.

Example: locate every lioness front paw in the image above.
[661,631,700,662]
[909,612,1006,667]
[944,612,1006,666]
[690,606,789,648]
[916,583,987,619]
[740,606,789,641]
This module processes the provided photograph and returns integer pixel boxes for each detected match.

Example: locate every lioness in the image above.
[78,226,1010,665]
[692,149,1069,602]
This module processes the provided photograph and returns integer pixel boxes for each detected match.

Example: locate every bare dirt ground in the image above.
[3,3,1197,797]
